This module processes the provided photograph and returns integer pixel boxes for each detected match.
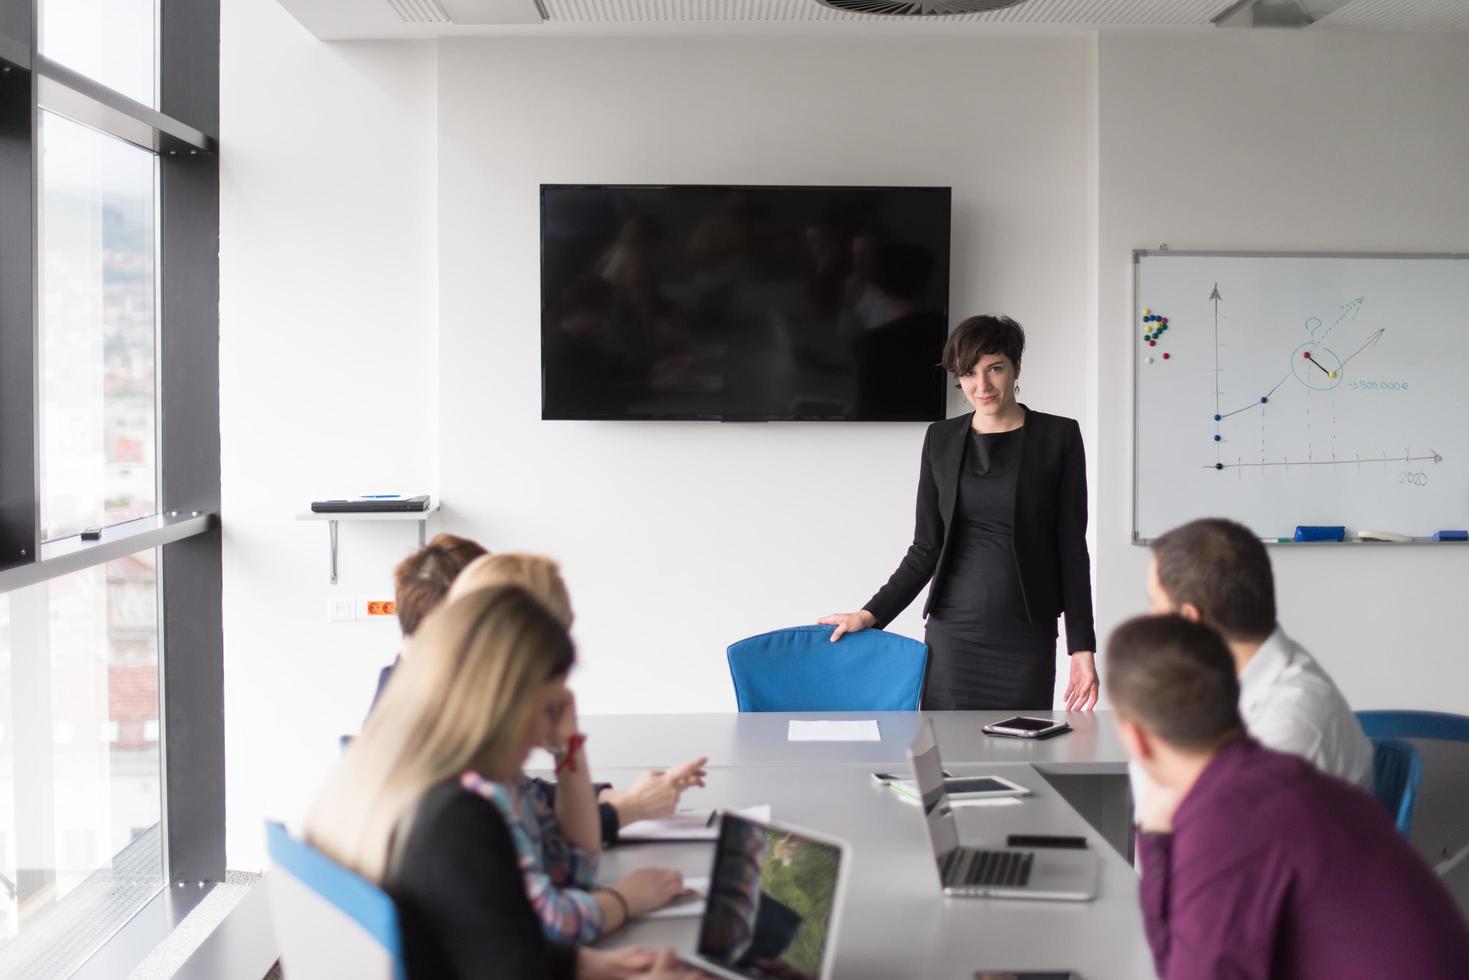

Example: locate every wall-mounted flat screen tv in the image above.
[541,184,951,421]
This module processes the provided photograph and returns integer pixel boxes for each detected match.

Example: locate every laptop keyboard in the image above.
[948,848,1034,888]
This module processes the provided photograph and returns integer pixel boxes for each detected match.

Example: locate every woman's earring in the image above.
[1014,383,1021,395]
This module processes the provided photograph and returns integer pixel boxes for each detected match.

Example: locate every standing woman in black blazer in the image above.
[820,315,1099,711]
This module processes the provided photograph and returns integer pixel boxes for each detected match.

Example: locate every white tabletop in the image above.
[591,762,1150,980]
[574,710,1131,774]
[561,711,1146,979]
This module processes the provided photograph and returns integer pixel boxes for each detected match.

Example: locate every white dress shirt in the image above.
[1236,625,1374,790]
[1130,623,1375,821]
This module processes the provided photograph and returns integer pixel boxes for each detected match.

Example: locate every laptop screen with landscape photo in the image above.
[696,814,844,980]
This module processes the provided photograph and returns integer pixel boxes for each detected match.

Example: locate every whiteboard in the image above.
[1134,251,1469,543]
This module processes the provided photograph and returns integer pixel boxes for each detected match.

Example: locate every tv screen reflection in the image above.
[541,185,951,421]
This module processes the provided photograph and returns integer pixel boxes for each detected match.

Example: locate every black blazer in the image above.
[863,407,1097,654]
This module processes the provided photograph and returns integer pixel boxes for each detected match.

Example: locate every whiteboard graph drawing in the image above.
[1134,252,1469,541]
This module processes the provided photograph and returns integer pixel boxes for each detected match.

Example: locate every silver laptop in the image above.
[908,719,1098,901]
[688,811,850,980]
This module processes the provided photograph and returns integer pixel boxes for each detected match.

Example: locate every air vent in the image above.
[816,0,1030,13]
[386,0,451,22]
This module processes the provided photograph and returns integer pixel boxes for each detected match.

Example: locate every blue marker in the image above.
[1294,525,1346,543]
[1433,530,1468,542]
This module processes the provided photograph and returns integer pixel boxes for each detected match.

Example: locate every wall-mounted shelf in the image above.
[296,499,439,584]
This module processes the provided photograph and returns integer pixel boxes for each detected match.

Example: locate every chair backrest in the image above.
[726,625,927,712]
[1367,738,1423,835]
[1356,710,1469,743]
[265,821,405,980]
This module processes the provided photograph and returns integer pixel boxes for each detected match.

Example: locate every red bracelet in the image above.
[555,733,587,775]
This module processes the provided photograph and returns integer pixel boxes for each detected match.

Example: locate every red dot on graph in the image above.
[1303,351,1312,359]
[1163,353,1171,359]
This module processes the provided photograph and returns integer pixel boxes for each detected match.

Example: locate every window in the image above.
[39,0,156,108]
[0,551,162,974]
[39,111,158,543]
[0,1,218,975]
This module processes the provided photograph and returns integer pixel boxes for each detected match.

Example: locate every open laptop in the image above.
[687,811,850,980]
[908,719,1098,901]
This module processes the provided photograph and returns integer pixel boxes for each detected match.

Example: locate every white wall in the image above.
[435,36,1093,715]
[219,0,438,868]
[1094,31,1469,711]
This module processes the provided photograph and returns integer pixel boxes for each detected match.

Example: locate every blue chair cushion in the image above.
[726,625,927,712]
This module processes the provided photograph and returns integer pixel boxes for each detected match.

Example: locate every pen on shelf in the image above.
[705,809,719,828]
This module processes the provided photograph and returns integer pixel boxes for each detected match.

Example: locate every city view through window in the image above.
[38,111,157,543]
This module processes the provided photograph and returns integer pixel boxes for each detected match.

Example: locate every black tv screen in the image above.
[541,184,951,421]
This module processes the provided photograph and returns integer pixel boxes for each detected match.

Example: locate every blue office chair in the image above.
[1356,711,1469,837]
[1366,738,1422,835]
[1356,710,1469,744]
[265,821,406,980]
[726,624,927,712]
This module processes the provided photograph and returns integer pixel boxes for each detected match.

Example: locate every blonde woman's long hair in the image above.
[305,585,575,883]
[449,552,574,629]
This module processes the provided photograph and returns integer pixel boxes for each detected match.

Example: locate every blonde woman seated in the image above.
[447,553,698,944]
[307,586,700,979]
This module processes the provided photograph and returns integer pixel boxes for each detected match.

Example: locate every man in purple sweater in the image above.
[1106,614,1469,979]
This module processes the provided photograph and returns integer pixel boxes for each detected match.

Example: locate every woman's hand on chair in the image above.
[818,610,875,642]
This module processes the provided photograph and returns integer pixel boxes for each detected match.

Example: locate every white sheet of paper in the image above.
[786,719,881,742]
[618,804,773,842]
[642,876,710,919]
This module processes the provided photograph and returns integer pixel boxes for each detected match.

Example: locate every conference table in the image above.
[562,711,1152,980]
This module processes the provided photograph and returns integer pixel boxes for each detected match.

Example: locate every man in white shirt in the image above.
[1143,517,1374,789]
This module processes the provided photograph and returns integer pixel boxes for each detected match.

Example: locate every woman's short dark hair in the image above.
[1151,518,1276,643]
[1105,614,1244,752]
[942,315,1025,376]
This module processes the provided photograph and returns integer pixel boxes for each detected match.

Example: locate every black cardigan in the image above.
[863,407,1097,654]
[388,780,578,980]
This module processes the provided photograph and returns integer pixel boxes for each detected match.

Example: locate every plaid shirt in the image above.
[461,771,605,944]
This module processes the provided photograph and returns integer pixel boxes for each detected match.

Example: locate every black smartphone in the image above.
[1006,834,1088,850]
[975,972,1080,980]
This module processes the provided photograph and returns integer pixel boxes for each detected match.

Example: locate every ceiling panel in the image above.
[276,0,1469,38]
[1316,0,1469,29]
[543,0,1240,24]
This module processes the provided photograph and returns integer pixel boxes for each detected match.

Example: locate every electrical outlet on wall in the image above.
[327,596,356,622]
[358,597,397,620]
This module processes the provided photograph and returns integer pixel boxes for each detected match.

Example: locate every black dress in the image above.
[922,426,1057,709]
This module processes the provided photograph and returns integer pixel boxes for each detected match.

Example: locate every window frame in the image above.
[0,0,220,968]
